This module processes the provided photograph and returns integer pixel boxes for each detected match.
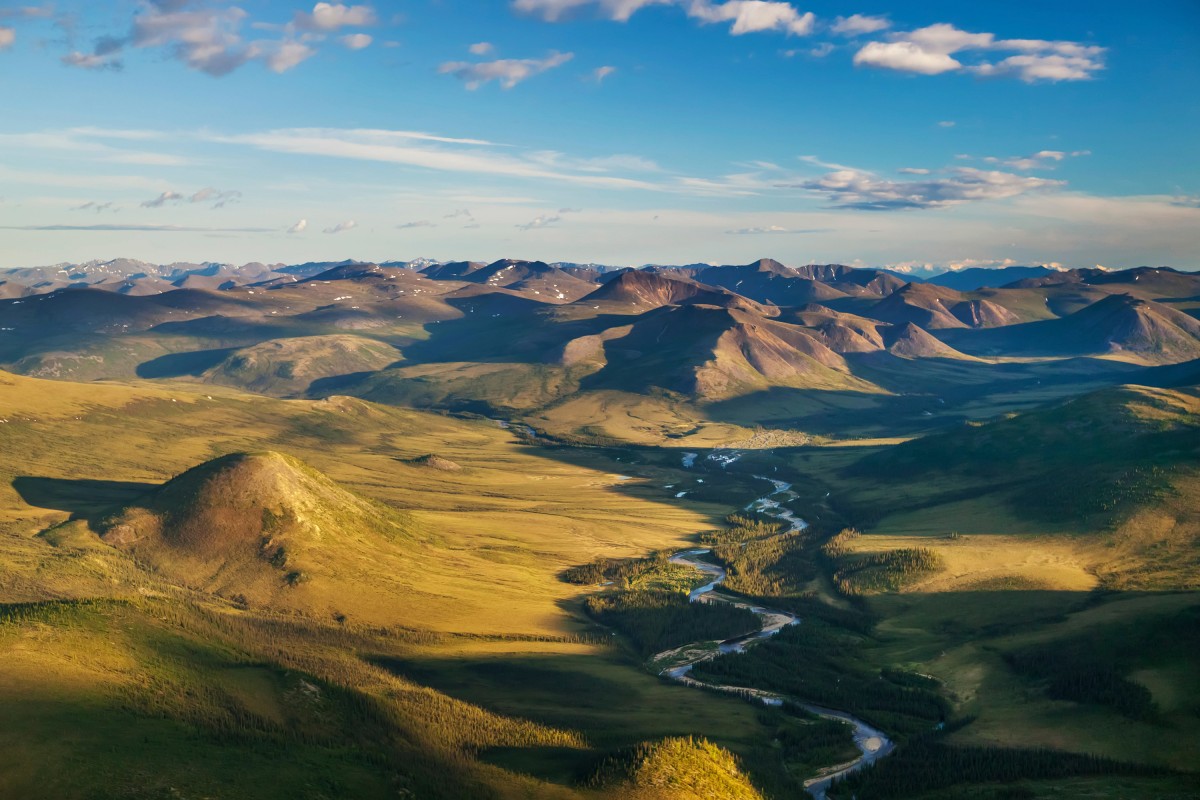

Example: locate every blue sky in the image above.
[1,0,1198,271]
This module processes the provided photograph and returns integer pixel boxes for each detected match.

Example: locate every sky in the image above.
[1,0,1198,272]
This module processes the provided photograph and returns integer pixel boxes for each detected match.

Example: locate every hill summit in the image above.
[101,452,417,613]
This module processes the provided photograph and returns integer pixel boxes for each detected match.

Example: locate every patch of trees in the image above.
[690,620,948,738]
[712,530,820,597]
[699,513,781,547]
[562,551,672,586]
[828,734,1163,799]
[1000,604,1200,721]
[758,703,859,777]
[1003,650,1156,721]
[821,530,944,596]
[583,590,760,657]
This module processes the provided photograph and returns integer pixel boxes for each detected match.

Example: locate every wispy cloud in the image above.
[788,167,1063,210]
[829,14,889,36]
[725,225,828,234]
[4,223,274,232]
[72,201,117,213]
[189,187,241,207]
[323,220,358,234]
[439,50,573,90]
[287,218,308,233]
[208,127,662,190]
[340,32,372,49]
[517,213,563,230]
[396,219,437,229]
[141,190,183,208]
[591,65,617,82]
[983,149,1089,170]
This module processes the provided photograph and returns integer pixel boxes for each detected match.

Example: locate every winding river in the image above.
[656,474,895,800]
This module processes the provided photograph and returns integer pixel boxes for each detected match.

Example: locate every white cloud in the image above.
[287,218,308,233]
[131,5,257,77]
[0,5,53,20]
[0,26,15,49]
[323,220,358,233]
[513,0,814,36]
[265,41,316,72]
[830,14,889,35]
[897,167,930,175]
[294,3,377,31]
[439,51,573,90]
[118,3,330,76]
[512,0,671,23]
[790,167,1062,210]
[687,1,814,36]
[469,41,494,55]
[340,33,372,49]
[517,213,563,230]
[141,190,183,208]
[396,219,436,229]
[853,40,961,75]
[972,52,1103,82]
[62,50,122,70]
[726,225,825,234]
[592,64,617,82]
[853,23,1105,82]
[188,187,241,207]
[983,149,1089,170]
[938,120,955,128]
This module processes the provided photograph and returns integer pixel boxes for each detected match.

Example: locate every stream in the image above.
[656,474,895,799]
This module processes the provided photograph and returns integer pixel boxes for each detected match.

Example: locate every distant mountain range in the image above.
[5,257,1191,300]
[1,255,1198,442]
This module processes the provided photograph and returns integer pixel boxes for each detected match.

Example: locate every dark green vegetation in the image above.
[1001,604,1200,722]
[691,621,949,737]
[824,530,944,595]
[584,590,760,657]
[828,734,1171,800]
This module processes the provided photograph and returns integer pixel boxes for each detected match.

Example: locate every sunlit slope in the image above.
[848,383,1200,589]
[99,451,429,620]
[0,368,784,798]
[586,737,764,800]
[0,369,718,632]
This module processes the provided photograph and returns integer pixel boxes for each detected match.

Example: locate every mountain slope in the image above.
[852,384,1200,588]
[579,270,773,316]
[198,335,400,396]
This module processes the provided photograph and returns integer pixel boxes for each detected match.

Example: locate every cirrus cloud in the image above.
[439,50,574,90]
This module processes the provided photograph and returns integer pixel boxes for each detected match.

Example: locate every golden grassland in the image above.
[0,368,786,798]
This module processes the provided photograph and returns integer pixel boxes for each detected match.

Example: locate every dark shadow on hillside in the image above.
[136,347,237,378]
[12,476,157,524]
